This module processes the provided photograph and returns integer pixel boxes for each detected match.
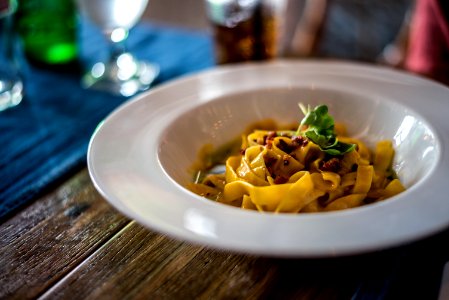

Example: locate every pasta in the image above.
[187,104,405,213]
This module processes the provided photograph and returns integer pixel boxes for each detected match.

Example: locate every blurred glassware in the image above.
[76,0,159,97]
[205,0,286,64]
[15,0,79,71]
[0,0,23,111]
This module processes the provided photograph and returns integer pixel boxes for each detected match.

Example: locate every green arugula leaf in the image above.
[297,104,356,155]
[304,130,337,149]
[323,141,356,155]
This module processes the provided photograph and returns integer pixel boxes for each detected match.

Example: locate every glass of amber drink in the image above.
[205,0,285,64]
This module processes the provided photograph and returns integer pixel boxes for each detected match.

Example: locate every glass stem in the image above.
[106,28,129,63]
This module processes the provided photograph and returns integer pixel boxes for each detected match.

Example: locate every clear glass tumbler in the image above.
[0,0,23,111]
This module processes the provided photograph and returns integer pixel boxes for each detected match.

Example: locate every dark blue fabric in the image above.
[0,19,214,220]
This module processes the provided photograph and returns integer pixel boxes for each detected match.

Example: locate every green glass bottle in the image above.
[15,0,79,70]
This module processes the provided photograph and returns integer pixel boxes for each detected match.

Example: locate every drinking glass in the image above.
[204,0,286,64]
[0,0,23,111]
[76,0,159,97]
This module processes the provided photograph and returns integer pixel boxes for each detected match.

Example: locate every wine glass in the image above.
[76,0,159,97]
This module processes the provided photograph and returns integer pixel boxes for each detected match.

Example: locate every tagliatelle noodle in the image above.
[187,120,406,213]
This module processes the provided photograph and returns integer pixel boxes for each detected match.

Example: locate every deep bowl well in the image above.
[159,87,439,193]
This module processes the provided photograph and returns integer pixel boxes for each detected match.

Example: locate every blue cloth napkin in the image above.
[0,19,214,221]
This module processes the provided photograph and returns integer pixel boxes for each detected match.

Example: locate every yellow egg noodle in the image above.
[187,105,405,213]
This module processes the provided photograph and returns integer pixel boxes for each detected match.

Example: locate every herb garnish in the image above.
[297,104,356,155]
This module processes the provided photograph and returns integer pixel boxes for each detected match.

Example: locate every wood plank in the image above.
[38,219,364,300]
[0,169,130,299]
[139,249,361,300]
[39,221,192,299]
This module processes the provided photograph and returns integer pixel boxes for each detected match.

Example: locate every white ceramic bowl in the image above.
[88,60,449,257]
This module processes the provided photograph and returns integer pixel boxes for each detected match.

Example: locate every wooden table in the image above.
[1,167,448,299]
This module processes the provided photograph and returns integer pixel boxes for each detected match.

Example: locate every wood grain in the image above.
[37,219,371,300]
[0,170,130,299]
